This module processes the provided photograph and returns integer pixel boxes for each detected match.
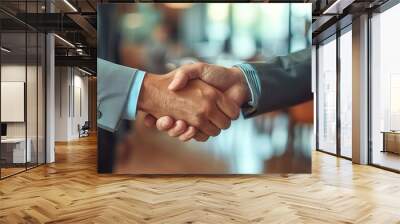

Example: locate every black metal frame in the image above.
[367,10,373,166]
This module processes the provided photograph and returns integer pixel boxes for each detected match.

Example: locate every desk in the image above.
[382,131,400,154]
[1,138,31,163]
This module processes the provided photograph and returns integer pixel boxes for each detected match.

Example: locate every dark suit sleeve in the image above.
[244,48,312,118]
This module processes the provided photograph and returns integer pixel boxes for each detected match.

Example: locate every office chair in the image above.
[79,121,90,138]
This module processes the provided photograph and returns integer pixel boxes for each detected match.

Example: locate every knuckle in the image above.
[205,89,217,99]
[198,103,212,118]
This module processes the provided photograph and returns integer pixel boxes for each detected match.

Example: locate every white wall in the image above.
[54,67,89,141]
[55,67,69,141]
[1,65,39,137]
[72,73,89,138]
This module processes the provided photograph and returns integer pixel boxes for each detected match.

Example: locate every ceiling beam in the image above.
[67,13,97,42]
[55,55,96,72]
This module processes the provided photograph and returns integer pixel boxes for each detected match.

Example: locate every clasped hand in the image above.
[138,63,250,142]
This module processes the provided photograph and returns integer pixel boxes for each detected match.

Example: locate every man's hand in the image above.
[138,71,240,138]
[170,63,250,105]
[144,63,251,141]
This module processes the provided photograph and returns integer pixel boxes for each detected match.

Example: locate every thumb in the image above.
[168,63,203,90]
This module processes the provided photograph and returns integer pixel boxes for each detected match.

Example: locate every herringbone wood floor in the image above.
[1,135,400,224]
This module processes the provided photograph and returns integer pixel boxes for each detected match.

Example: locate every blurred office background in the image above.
[98,3,313,174]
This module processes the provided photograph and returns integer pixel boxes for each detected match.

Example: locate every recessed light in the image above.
[54,34,75,48]
[78,67,92,76]
[1,47,11,53]
[63,0,78,12]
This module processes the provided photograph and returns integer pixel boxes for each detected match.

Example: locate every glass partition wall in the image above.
[1,31,27,177]
[0,2,46,179]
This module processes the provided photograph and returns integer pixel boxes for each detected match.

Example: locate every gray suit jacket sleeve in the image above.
[245,48,312,118]
[97,58,143,132]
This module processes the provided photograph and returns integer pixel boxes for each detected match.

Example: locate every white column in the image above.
[46,33,55,163]
[352,14,369,164]
[46,1,55,163]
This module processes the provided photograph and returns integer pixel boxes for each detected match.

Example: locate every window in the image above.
[370,3,400,171]
[317,37,337,154]
[339,29,352,158]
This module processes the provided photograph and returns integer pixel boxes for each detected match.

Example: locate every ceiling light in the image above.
[78,67,92,76]
[54,34,75,48]
[63,0,78,12]
[323,0,354,15]
[1,47,11,53]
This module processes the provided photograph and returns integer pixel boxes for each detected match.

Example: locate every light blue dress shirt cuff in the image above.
[124,70,146,120]
[234,63,261,114]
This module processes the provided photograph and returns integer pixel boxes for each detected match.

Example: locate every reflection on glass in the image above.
[340,30,352,158]
[318,38,337,154]
[371,3,400,171]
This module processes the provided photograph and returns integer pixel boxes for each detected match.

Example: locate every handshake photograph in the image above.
[97,3,312,174]
[3,0,400,222]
